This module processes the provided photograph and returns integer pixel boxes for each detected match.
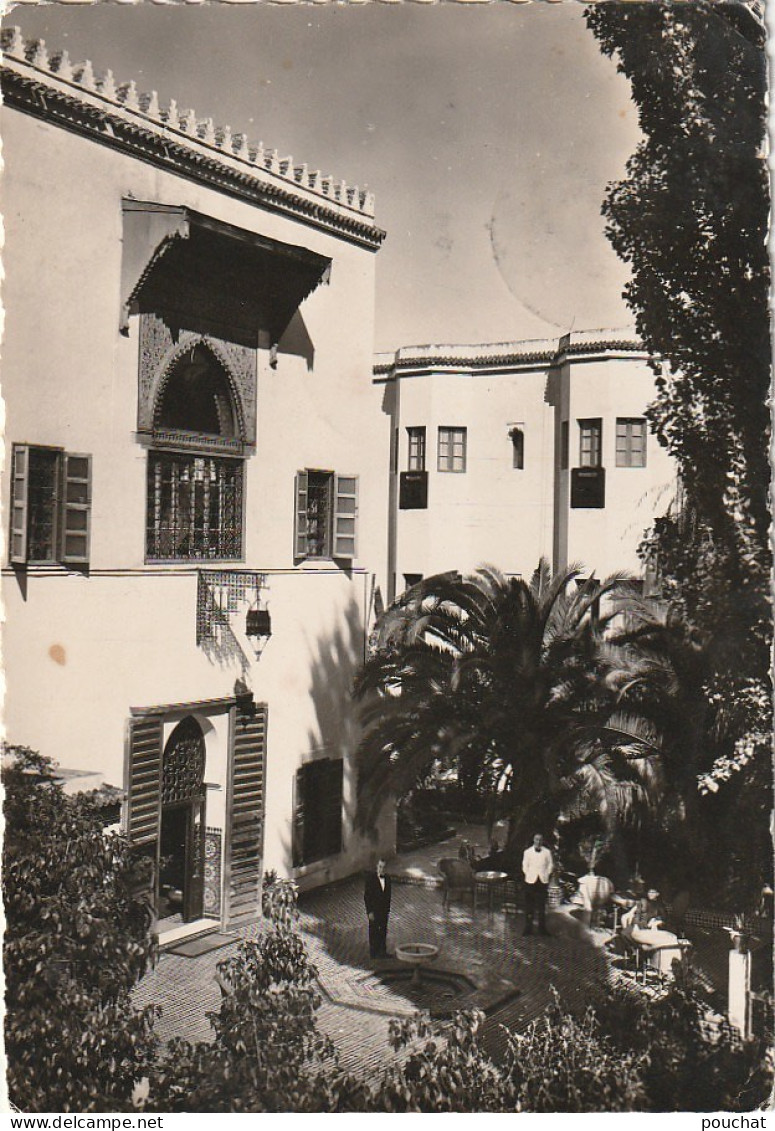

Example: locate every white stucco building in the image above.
[1,32,677,942]
[375,334,674,601]
[0,30,392,939]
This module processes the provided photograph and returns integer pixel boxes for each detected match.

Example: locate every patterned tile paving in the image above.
[133,828,744,1076]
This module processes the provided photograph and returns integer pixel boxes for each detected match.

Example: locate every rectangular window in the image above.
[560,421,569,470]
[294,470,358,561]
[407,427,426,471]
[510,426,525,470]
[146,452,243,561]
[403,573,423,591]
[616,417,647,467]
[438,426,467,473]
[579,419,603,468]
[10,444,92,566]
[293,758,343,867]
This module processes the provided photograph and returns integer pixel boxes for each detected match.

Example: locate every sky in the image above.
[4,1,641,352]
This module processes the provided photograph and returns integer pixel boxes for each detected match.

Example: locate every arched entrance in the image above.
[158,716,207,923]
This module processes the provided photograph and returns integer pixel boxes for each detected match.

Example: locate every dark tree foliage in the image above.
[585,3,771,860]
[592,977,773,1112]
[148,875,371,1112]
[3,747,159,1112]
[355,563,663,858]
[586,1,769,568]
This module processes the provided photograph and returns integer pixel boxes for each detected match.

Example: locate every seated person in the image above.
[621,887,682,975]
[474,836,510,874]
[634,888,667,929]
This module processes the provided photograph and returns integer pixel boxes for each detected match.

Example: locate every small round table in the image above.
[476,870,509,913]
[395,942,439,986]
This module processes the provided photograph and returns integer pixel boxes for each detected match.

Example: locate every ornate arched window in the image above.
[146,344,244,561]
[156,344,239,438]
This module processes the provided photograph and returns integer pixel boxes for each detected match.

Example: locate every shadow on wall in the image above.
[277,595,370,877]
[278,310,314,371]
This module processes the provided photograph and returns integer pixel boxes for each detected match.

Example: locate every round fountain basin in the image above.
[395,943,439,966]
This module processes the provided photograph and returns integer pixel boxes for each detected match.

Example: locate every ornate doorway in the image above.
[158,716,206,923]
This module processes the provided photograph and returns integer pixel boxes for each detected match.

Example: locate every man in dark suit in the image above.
[364,857,392,958]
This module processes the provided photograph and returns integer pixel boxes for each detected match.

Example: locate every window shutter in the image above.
[126,715,162,846]
[61,453,92,565]
[294,470,309,559]
[228,700,267,921]
[293,759,343,866]
[292,763,308,868]
[334,474,358,560]
[10,444,29,564]
[317,759,343,860]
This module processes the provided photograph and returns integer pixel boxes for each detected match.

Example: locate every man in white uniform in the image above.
[522,833,554,936]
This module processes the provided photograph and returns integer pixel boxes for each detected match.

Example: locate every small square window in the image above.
[579,419,603,468]
[407,427,426,471]
[438,427,467,473]
[616,418,647,467]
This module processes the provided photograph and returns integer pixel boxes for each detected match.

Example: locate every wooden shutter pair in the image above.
[9,444,92,565]
[228,701,268,921]
[293,471,358,561]
[127,703,268,924]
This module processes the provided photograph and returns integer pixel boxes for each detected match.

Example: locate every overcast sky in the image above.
[5,1,640,352]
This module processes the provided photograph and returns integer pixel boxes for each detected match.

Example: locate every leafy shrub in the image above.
[149,873,370,1112]
[592,977,774,1112]
[3,746,158,1112]
[377,1011,513,1112]
[504,990,647,1112]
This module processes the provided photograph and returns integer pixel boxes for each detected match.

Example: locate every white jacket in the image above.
[522,845,553,884]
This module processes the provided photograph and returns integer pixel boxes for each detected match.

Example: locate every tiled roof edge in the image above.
[373,332,649,374]
[1,28,385,252]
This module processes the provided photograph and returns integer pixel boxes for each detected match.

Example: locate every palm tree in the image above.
[354,561,662,855]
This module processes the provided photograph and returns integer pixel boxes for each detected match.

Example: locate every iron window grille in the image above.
[147,452,243,561]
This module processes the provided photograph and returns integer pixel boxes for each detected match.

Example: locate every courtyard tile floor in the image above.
[134,826,612,1073]
[134,825,745,1076]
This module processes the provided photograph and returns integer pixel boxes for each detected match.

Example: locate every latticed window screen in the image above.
[293,758,343,867]
[147,452,243,561]
[579,419,603,468]
[437,427,467,472]
[615,418,647,467]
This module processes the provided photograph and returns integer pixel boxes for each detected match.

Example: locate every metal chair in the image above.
[438,857,477,910]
